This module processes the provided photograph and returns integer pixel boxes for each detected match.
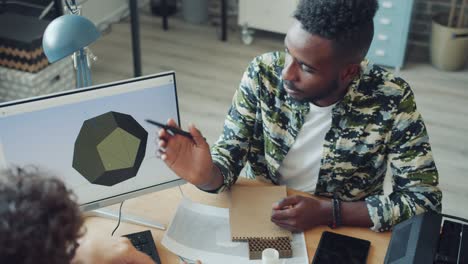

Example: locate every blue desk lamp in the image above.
[42,1,100,88]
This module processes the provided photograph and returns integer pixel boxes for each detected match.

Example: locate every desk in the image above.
[84,179,391,263]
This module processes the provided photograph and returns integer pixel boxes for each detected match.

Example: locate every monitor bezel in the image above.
[0,71,185,212]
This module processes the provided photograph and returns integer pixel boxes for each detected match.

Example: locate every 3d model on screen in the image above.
[72,111,148,186]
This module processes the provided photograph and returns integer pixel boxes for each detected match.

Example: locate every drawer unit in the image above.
[367,0,415,71]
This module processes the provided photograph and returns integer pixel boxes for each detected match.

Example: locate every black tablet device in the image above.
[312,231,371,264]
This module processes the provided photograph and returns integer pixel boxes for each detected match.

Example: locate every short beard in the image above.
[287,79,340,104]
[307,79,340,103]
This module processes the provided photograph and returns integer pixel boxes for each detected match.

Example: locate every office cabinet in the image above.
[366,0,415,72]
[238,0,299,44]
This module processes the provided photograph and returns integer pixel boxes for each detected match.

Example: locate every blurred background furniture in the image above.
[0,13,50,73]
[237,0,415,72]
[0,58,75,102]
[366,0,415,72]
[0,0,75,102]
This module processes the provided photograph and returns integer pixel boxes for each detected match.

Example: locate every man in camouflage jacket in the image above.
[158,0,442,232]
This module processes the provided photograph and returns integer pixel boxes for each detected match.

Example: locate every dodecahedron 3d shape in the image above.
[73,111,148,186]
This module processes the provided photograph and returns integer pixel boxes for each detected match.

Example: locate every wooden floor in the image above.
[91,8,468,219]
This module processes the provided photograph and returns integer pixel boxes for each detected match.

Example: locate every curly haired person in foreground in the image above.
[0,167,164,264]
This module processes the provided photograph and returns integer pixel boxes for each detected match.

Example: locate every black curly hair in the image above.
[0,167,83,264]
[294,0,379,62]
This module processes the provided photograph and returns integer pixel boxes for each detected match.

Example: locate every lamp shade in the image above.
[42,14,100,62]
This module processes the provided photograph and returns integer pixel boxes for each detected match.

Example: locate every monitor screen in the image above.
[0,72,183,211]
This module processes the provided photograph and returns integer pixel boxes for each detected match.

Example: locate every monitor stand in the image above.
[85,208,165,230]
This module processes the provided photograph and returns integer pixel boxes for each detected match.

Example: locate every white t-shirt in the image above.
[278,103,334,193]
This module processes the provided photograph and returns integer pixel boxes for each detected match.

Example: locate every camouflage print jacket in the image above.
[211,52,442,232]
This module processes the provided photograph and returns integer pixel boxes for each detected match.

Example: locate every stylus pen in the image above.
[145,119,194,140]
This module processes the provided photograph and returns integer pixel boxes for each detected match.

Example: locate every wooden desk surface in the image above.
[84,179,391,263]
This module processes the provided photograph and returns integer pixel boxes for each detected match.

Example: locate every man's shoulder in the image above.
[250,51,285,71]
[244,52,285,96]
[358,61,412,100]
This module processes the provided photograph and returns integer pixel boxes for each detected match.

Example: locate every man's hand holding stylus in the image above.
[157,119,223,190]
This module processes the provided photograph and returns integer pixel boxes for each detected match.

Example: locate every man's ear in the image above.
[340,64,361,84]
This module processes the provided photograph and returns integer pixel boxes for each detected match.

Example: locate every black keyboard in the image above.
[123,230,161,264]
[436,220,468,264]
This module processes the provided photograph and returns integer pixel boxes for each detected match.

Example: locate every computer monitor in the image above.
[0,72,184,212]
